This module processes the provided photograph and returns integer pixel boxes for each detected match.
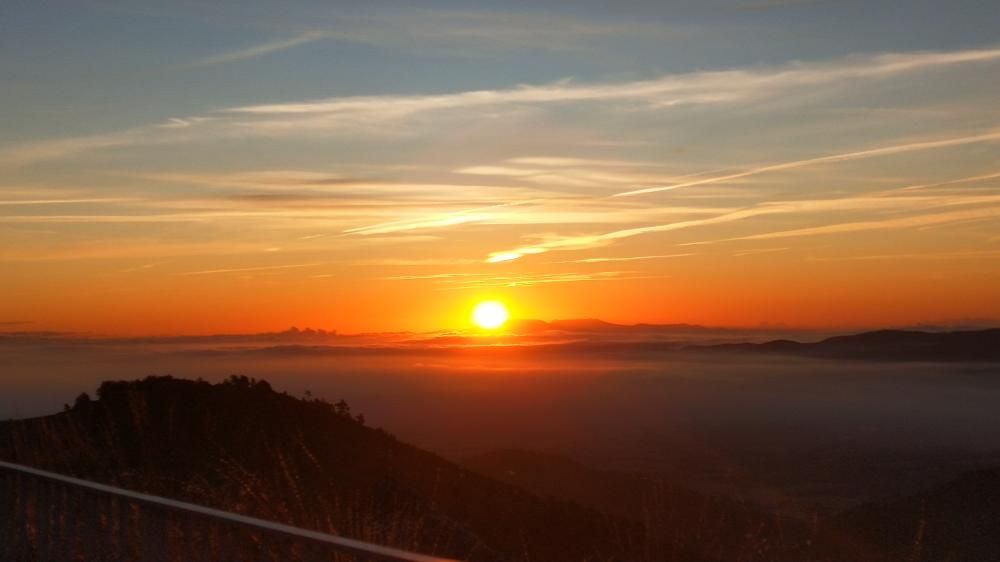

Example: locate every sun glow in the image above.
[471,301,509,330]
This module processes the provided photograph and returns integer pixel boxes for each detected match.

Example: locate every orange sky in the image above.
[2,6,999,335]
[4,239,999,335]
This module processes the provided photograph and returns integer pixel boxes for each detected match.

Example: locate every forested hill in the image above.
[0,376,653,562]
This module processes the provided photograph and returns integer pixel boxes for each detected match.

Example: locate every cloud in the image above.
[227,47,1000,120]
[250,10,689,54]
[732,247,789,256]
[3,45,998,167]
[898,171,1000,192]
[486,179,1000,262]
[375,268,649,287]
[382,273,489,280]
[179,263,322,276]
[507,157,657,168]
[730,205,1000,241]
[189,31,328,66]
[808,249,1000,262]
[138,171,548,204]
[345,213,486,236]
[559,253,696,263]
[344,201,535,235]
[486,208,770,262]
[0,241,286,263]
[0,130,143,168]
[455,166,537,177]
[477,129,1000,262]
[457,160,724,191]
[357,258,480,266]
[136,170,382,191]
[615,131,1000,197]
[436,271,651,289]
[0,198,132,206]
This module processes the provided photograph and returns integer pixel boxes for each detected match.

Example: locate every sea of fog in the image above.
[3,337,1000,514]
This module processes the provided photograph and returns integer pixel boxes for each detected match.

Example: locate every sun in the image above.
[472,301,509,330]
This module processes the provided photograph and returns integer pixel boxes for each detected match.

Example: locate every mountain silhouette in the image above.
[0,376,657,562]
[703,328,1000,362]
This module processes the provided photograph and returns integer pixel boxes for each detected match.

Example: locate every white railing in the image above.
[0,460,463,562]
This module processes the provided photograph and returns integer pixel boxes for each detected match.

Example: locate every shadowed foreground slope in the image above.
[3,376,998,561]
[831,467,1000,562]
[0,377,651,562]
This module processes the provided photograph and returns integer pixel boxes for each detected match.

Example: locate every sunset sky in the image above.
[2,0,999,334]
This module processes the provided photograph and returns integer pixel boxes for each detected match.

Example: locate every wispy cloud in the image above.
[3,46,998,168]
[733,247,789,256]
[357,258,480,266]
[615,131,1000,197]
[382,273,489,280]
[731,205,1000,241]
[375,268,646,287]
[485,208,768,262]
[486,178,1000,262]
[0,130,143,168]
[344,201,536,235]
[228,47,1000,119]
[343,212,487,236]
[507,157,659,168]
[219,10,690,55]
[137,170,364,189]
[456,159,722,191]
[808,249,1000,262]
[559,253,696,263]
[0,241,286,263]
[898,171,1000,192]
[190,31,328,66]
[0,198,132,206]
[438,271,650,289]
[116,263,160,274]
[179,263,322,276]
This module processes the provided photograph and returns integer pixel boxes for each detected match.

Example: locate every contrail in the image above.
[190,31,328,67]
[615,130,1000,197]
[179,263,322,276]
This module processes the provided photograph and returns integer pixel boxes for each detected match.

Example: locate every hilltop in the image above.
[0,376,665,562]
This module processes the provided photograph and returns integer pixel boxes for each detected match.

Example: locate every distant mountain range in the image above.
[408,327,1000,363]
[5,322,999,364]
[701,328,1000,362]
[508,318,714,333]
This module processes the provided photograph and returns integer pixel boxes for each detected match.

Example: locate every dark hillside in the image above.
[462,449,809,559]
[827,467,1000,562]
[0,376,649,562]
[5,375,997,561]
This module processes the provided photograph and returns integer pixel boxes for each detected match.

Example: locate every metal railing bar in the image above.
[0,460,462,562]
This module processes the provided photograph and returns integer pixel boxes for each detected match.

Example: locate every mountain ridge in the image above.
[699,328,1000,362]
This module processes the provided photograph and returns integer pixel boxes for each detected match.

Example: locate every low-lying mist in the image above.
[3,331,999,514]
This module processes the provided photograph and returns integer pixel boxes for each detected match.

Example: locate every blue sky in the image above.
[3,0,997,140]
